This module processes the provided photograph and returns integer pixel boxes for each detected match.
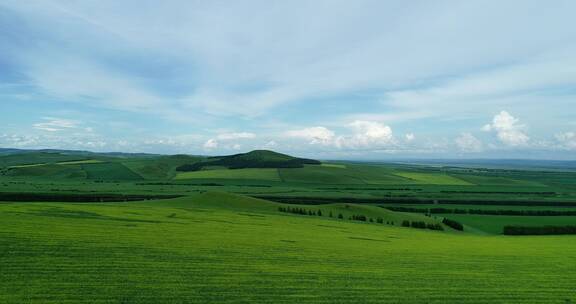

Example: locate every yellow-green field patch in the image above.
[174,168,281,181]
[394,172,473,185]
[321,163,347,169]
[8,163,48,168]
[57,159,104,165]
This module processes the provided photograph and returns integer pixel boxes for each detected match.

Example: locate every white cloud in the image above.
[349,121,392,141]
[455,133,483,153]
[0,132,107,151]
[203,139,218,149]
[286,127,335,145]
[0,134,40,147]
[405,133,415,142]
[556,132,576,150]
[216,132,256,140]
[33,117,80,132]
[482,111,529,146]
[342,120,394,148]
[286,121,394,150]
[142,134,202,147]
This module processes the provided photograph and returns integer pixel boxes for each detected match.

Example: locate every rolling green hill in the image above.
[175,150,321,171]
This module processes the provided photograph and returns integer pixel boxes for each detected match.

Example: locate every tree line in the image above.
[259,195,576,207]
[503,225,576,235]
[278,206,452,232]
[277,206,397,225]
[441,218,464,231]
[0,192,181,202]
[401,220,444,231]
[386,206,576,216]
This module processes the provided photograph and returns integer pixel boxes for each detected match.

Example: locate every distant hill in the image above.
[176,150,321,171]
[0,147,159,158]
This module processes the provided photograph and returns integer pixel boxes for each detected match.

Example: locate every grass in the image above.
[279,165,366,184]
[2,151,576,302]
[6,164,86,179]
[0,152,89,167]
[455,174,546,186]
[174,168,281,181]
[393,172,473,185]
[320,163,347,169]
[1,193,575,303]
[440,214,576,234]
[8,163,48,168]
[57,159,104,165]
[82,162,143,181]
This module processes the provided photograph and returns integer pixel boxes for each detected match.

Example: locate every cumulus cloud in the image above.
[342,120,394,148]
[455,133,483,153]
[349,121,392,141]
[556,132,576,150]
[482,111,529,146]
[286,121,395,150]
[286,127,335,145]
[405,133,415,142]
[203,139,218,150]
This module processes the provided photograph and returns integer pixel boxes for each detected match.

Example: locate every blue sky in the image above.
[1,0,576,159]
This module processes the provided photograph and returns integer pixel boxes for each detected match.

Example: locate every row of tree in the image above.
[279,206,454,232]
[277,207,396,225]
[278,206,324,216]
[0,192,180,202]
[386,206,576,216]
[503,225,576,235]
[401,220,444,231]
[441,218,464,231]
[263,196,576,207]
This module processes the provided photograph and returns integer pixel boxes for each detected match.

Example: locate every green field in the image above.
[1,193,575,303]
[2,150,576,303]
[394,172,473,185]
[82,162,144,181]
[57,159,104,165]
[175,168,281,181]
[438,214,576,234]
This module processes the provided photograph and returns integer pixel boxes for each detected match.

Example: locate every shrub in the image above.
[442,218,464,231]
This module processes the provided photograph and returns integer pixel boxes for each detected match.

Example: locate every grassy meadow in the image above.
[1,193,575,303]
[1,150,576,303]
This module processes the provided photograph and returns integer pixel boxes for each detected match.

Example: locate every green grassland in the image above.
[0,152,90,167]
[56,159,104,165]
[2,149,576,303]
[82,162,144,181]
[175,168,282,181]
[1,192,575,303]
[393,172,473,185]
[436,214,576,234]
